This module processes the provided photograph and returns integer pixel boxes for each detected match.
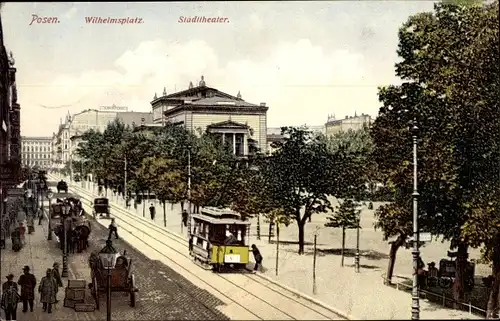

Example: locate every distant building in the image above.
[266,125,325,154]
[0,14,22,190]
[325,112,372,136]
[151,76,268,156]
[52,107,153,168]
[21,136,52,168]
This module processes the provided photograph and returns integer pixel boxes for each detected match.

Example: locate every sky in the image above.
[2,1,437,137]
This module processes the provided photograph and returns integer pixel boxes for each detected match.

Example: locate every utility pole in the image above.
[411,119,420,320]
[187,146,192,236]
[313,233,317,294]
[124,155,127,201]
[275,222,279,276]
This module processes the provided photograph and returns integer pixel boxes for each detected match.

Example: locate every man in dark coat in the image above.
[1,274,20,321]
[18,266,36,312]
[149,204,156,221]
[251,244,263,271]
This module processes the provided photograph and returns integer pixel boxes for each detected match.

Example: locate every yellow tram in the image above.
[189,207,251,272]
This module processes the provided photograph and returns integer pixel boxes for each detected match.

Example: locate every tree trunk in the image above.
[257,214,261,240]
[142,198,145,217]
[298,221,305,255]
[385,234,406,285]
[453,242,468,308]
[487,236,500,319]
[341,226,345,267]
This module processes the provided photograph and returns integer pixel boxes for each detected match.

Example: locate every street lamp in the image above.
[410,119,420,320]
[61,203,71,277]
[46,189,53,239]
[187,145,192,237]
[354,204,363,273]
[99,240,119,321]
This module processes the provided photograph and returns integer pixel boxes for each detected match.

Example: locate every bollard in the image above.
[468,301,471,314]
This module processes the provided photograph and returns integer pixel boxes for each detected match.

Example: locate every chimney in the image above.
[260,102,266,107]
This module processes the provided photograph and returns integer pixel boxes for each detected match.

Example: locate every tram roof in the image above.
[192,213,251,225]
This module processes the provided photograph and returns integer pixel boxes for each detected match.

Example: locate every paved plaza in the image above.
[0,199,229,321]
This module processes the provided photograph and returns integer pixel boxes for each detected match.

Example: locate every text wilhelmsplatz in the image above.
[85,17,144,24]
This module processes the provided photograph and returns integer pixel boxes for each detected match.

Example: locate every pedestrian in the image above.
[251,244,263,272]
[18,266,36,313]
[182,210,188,227]
[26,215,35,234]
[0,223,6,249]
[38,268,58,313]
[1,274,20,321]
[149,204,156,221]
[125,196,131,210]
[108,218,118,240]
[51,263,63,304]
[19,222,26,245]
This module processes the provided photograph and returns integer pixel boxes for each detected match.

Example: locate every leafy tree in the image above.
[325,199,361,267]
[260,127,339,254]
[372,1,499,305]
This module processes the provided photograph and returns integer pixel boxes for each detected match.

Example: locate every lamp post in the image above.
[187,145,192,237]
[99,240,119,321]
[354,204,362,273]
[61,203,71,277]
[410,119,420,320]
[46,189,53,240]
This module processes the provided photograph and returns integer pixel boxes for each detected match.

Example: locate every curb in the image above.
[245,269,356,320]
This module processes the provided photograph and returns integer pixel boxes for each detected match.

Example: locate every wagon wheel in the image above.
[129,274,136,307]
[92,276,100,310]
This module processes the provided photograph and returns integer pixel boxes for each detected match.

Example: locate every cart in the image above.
[92,198,110,219]
[88,251,138,309]
[57,180,68,193]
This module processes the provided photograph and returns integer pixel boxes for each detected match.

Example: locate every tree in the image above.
[372,1,499,304]
[261,127,339,254]
[325,199,361,267]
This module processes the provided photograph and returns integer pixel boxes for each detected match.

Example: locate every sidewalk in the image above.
[0,213,98,321]
[65,176,486,320]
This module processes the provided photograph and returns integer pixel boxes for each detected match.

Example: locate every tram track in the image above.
[64,181,346,320]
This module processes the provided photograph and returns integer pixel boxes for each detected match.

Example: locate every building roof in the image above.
[152,79,268,116]
[207,120,249,129]
[21,136,52,141]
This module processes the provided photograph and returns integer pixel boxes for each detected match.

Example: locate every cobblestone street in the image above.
[0,206,229,320]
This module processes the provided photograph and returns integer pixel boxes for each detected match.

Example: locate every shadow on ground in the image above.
[344,263,381,270]
[283,247,389,260]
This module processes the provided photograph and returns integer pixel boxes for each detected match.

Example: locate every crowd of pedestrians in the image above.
[1,263,63,320]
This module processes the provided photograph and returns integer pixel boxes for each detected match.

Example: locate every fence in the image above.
[381,273,488,318]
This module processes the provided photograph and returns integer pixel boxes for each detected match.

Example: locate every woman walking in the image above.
[38,268,58,313]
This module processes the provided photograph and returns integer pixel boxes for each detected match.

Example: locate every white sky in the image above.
[2,1,436,137]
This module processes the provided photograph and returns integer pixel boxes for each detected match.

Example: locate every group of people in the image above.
[1,263,63,320]
[1,212,36,252]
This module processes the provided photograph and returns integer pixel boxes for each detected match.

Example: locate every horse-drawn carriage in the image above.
[88,249,138,309]
[51,195,91,253]
[92,198,111,219]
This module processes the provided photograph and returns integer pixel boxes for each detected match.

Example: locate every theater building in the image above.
[151,76,268,156]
